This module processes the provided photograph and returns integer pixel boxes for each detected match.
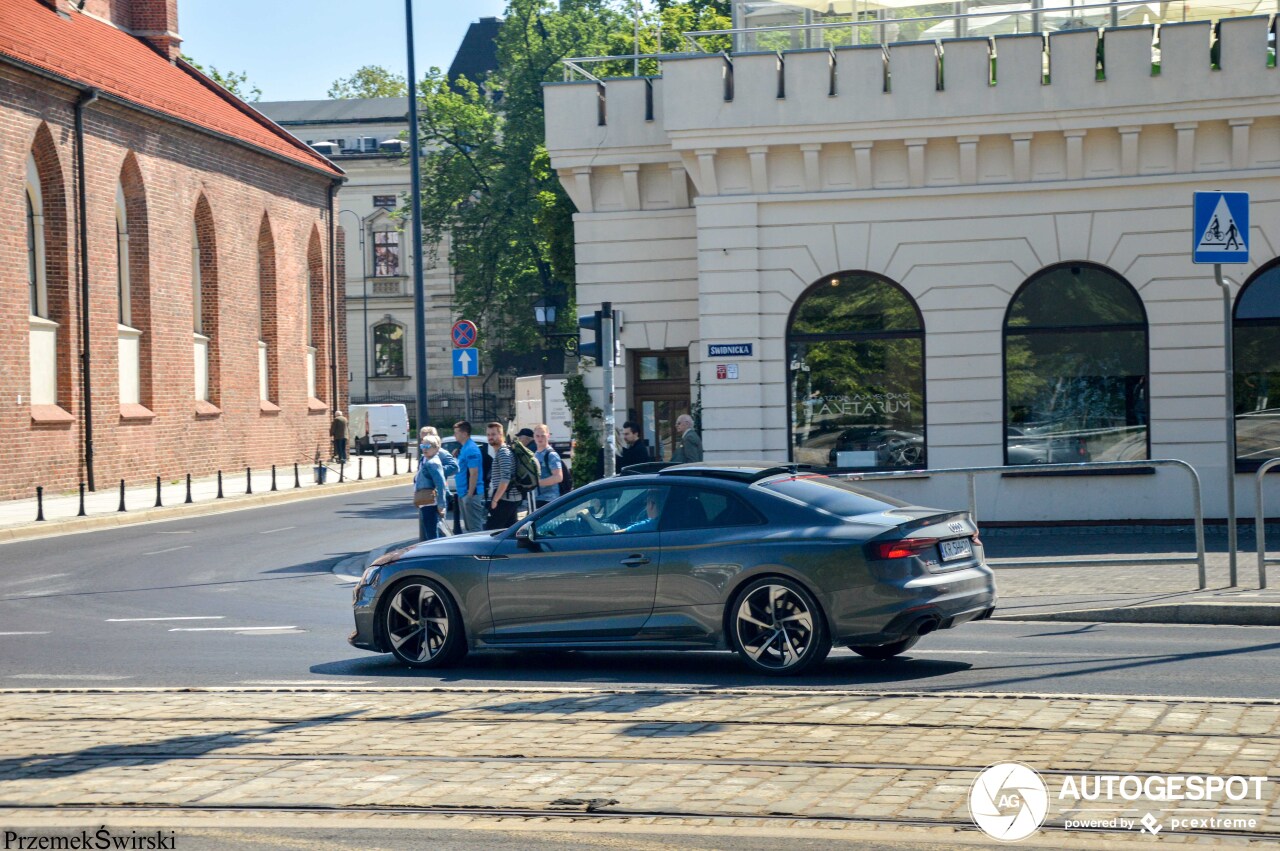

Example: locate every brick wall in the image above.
[0,63,342,501]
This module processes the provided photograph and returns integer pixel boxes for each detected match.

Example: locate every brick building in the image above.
[1,0,346,501]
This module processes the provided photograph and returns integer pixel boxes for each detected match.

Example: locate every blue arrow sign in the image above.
[1193,191,1249,264]
[452,348,479,377]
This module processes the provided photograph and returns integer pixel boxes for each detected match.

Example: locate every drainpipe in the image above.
[328,181,340,412]
[75,87,100,491]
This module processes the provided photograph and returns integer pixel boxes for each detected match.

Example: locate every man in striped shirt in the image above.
[485,422,523,530]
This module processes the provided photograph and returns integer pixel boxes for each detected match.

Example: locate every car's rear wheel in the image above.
[730,577,830,676]
[848,635,920,660]
[382,578,466,668]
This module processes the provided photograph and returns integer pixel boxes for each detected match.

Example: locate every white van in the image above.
[349,404,410,454]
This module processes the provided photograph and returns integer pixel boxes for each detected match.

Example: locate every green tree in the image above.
[328,65,409,99]
[181,55,262,101]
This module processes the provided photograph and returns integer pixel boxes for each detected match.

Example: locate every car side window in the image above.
[534,486,656,539]
[660,487,763,532]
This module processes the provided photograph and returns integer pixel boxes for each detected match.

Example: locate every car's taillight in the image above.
[873,538,937,560]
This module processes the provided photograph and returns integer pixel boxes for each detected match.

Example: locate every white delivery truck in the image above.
[348,404,410,454]
[514,375,573,449]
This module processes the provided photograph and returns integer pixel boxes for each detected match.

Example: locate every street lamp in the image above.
[533,296,557,329]
[338,209,369,402]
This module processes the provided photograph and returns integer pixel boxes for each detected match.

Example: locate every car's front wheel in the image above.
[730,577,830,676]
[848,635,920,660]
[382,578,466,668]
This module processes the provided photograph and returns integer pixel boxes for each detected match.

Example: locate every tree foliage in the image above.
[182,56,262,102]
[328,65,409,99]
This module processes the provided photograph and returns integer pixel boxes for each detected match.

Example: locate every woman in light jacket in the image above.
[415,435,448,541]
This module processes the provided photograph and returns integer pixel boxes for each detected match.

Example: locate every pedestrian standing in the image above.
[515,427,535,449]
[617,420,652,469]
[484,422,523,530]
[414,436,448,541]
[669,414,703,463]
[532,423,564,509]
[452,420,487,533]
[330,410,348,464]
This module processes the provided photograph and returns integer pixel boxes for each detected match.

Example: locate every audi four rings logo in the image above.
[969,762,1050,841]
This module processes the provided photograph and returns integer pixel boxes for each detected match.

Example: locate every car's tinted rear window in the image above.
[761,476,908,517]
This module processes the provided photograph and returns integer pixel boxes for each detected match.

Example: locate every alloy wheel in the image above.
[735,583,817,671]
[385,582,451,664]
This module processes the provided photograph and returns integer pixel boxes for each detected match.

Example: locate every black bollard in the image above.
[217,470,224,499]
[36,487,45,522]
[358,457,363,481]
[271,464,278,492]
[77,482,86,517]
[154,476,163,508]
[339,460,345,483]
[294,462,300,489]
[376,455,382,478]
[118,479,126,512]
[246,466,252,495]
[393,453,398,476]
[185,474,193,504]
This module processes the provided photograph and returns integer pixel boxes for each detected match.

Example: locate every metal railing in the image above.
[1254,458,1280,589]
[837,459,1207,589]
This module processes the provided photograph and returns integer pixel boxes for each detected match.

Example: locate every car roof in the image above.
[619,460,825,485]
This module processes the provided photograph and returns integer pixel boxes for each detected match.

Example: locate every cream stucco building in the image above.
[545,5,1280,522]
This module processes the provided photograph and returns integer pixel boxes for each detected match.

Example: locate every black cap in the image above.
[516,428,535,438]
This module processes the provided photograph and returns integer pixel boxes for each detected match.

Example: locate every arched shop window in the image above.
[787,273,925,470]
[1234,260,1280,467]
[1004,263,1149,464]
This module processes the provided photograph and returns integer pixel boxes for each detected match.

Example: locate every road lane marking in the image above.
[258,527,295,535]
[169,626,297,632]
[0,632,50,636]
[106,616,224,622]
[9,674,130,680]
[143,545,191,556]
[154,530,193,535]
[240,680,372,685]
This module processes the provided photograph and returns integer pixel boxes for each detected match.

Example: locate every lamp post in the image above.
[405,0,430,434]
[338,209,368,402]
[534,296,574,374]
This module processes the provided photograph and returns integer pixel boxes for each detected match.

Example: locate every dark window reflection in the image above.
[1235,263,1280,465]
[1005,265,1148,464]
[789,275,925,470]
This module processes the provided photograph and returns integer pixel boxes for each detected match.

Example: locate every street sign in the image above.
[1193,191,1249,264]
[708,343,753,358]
[451,319,478,349]
[452,348,479,377]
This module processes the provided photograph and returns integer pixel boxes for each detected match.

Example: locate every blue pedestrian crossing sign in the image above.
[452,348,479,377]
[1193,191,1249,264]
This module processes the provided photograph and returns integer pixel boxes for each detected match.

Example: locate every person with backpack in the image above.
[484,422,525,530]
[532,423,564,510]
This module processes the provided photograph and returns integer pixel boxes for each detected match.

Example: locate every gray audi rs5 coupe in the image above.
[350,462,997,675]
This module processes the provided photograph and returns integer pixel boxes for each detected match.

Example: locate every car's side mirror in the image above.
[515,524,536,547]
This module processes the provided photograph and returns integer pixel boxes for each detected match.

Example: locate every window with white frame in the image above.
[373,230,400,277]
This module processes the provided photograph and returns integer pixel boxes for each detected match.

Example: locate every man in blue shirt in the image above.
[452,420,486,533]
[532,423,564,509]
[575,489,663,534]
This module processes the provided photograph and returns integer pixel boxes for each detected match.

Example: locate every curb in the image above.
[0,475,413,545]
[994,601,1280,626]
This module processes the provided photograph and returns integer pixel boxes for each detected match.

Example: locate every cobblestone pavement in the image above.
[1,688,1276,846]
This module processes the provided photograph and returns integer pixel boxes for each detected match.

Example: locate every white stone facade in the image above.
[545,16,1280,521]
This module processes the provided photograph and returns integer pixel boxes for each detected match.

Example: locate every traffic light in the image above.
[578,309,604,361]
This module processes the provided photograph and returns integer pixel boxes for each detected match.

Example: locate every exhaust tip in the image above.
[916,617,940,636]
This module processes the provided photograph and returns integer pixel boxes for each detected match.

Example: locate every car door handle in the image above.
[620,555,650,566]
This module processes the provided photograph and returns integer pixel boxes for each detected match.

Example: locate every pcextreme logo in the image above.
[969,762,1051,841]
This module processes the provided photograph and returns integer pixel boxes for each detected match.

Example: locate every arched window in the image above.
[306,227,327,404]
[787,273,926,469]
[1004,263,1148,464]
[257,214,278,405]
[116,155,151,412]
[373,321,406,378]
[1234,260,1280,466]
[27,127,70,416]
[26,186,42,316]
[193,195,220,407]
[116,185,131,326]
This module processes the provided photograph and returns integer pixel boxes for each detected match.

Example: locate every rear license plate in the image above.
[372,434,388,441]
[939,538,973,562]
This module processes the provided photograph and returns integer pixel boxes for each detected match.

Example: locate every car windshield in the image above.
[761,476,908,517]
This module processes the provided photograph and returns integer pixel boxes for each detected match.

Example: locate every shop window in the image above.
[1234,261,1280,467]
[373,321,405,377]
[1004,263,1148,464]
[788,273,926,469]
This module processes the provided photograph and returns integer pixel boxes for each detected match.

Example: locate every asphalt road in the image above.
[2,487,1279,698]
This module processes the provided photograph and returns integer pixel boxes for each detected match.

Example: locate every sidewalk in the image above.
[0,686,1275,845]
[0,453,415,544]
